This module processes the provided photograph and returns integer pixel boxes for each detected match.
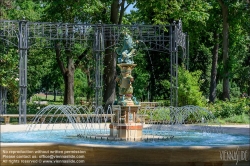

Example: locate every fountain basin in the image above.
[1,124,249,166]
[1,143,249,166]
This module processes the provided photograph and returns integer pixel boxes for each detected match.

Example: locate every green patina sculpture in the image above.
[115,31,140,106]
[115,64,135,106]
[115,31,138,64]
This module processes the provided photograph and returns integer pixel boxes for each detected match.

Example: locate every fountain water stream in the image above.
[2,104,249,146]
[22,105,224,141]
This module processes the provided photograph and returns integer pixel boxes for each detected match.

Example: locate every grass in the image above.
[33,94,63,102]
[32,94,88,105]
[217,114,250,124]
[32,94,63,105]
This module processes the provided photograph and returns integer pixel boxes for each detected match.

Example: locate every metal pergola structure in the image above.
[0,19,188,124]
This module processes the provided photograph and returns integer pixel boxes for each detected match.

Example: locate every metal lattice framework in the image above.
[0,86,7,115]
[0,20,188,124]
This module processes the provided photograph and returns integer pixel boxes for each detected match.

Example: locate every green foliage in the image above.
[161,67,206,106]
[0,49,19,87]
[74,68,88,99]
[216,81,241,100]
[27,46,61,99]
[208,98,249,118]
[43,0,105,23]
[6,103,48,114]
[177,67,206,106]
[132,52,149,100]
[174,0,212,25]
[4,0,45,21]
[222,114,250,124]
[1,0,249,107]
[0,49,19,103]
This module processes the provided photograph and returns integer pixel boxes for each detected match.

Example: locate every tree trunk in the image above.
[55,44,75,105]
[209,32,219,103]
[53,84,56,102]
[103,0,121,108]
[64,55,75,105]
[118,0,125,24]
[86,67,92,102]
[45,91,48,100]
[110,0,119,24]
[103,48,117,108]
[218,0,230,100]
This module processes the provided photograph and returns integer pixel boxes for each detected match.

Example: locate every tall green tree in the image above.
[42,0,105,105]
[206,1,221,103]
[129,0,212,102]
[218,0,230,100]
[215,0,250,100]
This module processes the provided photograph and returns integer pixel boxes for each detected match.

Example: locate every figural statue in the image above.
[115,31,138,64]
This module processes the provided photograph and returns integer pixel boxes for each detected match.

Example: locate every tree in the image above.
[0,49,19,103]
[40,56,63,102]
[0,0,45,105]
[27,47,53,99]
[217,0,230,100]
[215,0,250,100]
[209,31,220,102]
[74,68,88,103]
[42,0,105,105]
[129,0,212,102]
[79,51,95,102]
[206,1,222,103]
[0,0,13,19]
[2,0,45,21]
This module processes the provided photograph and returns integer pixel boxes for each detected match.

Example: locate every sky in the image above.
[125,3,137,13]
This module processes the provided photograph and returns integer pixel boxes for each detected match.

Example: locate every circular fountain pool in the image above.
[1,104,249,166]
[1,129,249,146]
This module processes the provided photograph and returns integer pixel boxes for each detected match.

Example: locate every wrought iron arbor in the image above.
[0,20,188,124]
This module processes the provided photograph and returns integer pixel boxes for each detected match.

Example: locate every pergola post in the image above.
[94,22,104,107]
[0,86,7,114]
[18,20,28,124]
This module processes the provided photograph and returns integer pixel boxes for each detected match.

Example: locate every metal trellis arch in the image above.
[0,19,188,124]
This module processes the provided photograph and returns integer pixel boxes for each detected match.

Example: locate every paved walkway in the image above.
[218,124,249,135]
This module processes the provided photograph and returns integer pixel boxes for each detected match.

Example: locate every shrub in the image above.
[6,103,48,114]
[216,81,241,100]
[208,98,249,118]
[177,67,206,106]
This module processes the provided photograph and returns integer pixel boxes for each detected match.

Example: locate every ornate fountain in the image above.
[109,31,142,140]
[1,20,249,166]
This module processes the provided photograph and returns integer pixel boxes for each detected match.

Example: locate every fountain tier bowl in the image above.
[1,124,249,166]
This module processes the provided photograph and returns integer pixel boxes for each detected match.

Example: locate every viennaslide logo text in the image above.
[219,146,249,165]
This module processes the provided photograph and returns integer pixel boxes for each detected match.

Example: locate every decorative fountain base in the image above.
[109,123,143,141]
[109,106,143,140]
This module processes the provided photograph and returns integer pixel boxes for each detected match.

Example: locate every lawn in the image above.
[32,93,63,104]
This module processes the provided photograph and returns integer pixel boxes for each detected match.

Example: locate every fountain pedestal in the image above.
[110,106,142,140]
[109,63,142,140]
